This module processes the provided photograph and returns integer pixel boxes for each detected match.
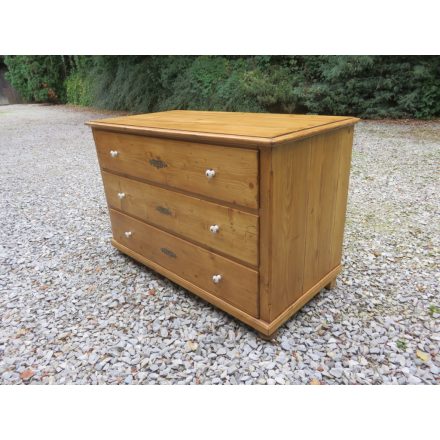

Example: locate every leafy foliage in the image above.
[428,304,440,317]
[65,72,92,106]
[300,56,440,118]
[65,55,93,106]
[396,340,407,350]
[4,55,440,118]
[4,56,71,102]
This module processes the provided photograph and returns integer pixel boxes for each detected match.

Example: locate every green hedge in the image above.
[4,55,440,118]
[4,55,71,103]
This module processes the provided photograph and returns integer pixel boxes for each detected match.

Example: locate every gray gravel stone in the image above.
[330,368,343,378]
[0,105,439,385]
[407,375,422,385]
[280,340,291,351]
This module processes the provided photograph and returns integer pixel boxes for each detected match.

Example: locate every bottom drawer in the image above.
[109,209,259,317]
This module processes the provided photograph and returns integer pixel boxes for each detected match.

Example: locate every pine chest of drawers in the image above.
[87,111,359,337]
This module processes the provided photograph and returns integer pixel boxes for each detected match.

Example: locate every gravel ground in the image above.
[0,104,439,385]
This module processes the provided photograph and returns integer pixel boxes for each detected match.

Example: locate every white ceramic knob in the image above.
[124,231,132,238]
[212,274,222,284]
[209,224,220,234]
[117,192,126,199]
[110,150,119,158]
[205,169,216,179]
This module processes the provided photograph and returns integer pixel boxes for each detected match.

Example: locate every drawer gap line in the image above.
[109,205,259,270]
[101,168,259,215]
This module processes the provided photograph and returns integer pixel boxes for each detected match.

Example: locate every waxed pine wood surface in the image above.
[302,128,354,292]
[109,209,259,317]
[330,130,354,269]
[258,147,273,323]
[102,171,258,266]
[267,138,310,320]
[262,127,355,322]
[89,110,359,336]
[111,239,269,334]
[87,110,359,147]
[94,129,259,209]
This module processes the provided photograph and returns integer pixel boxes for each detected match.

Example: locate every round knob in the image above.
[124,231,132,238]
[209,224,220,234]
[205,169,216,179]
[110,150,119,158]
[117,192,126,199]
[212,274,222,284]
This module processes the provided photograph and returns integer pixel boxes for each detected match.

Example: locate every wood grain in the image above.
[89,111,358,336]
[258,147,273,322]
[87,110,359,147]
[260,127,354,324]
[112,239,271,335]
[109,209,259,317]
[330,127,354,268]
[266,265,342,334]
[101,171,258,266]
[302,130,347,291]
[94,129,259,209]
[268,138,311,320]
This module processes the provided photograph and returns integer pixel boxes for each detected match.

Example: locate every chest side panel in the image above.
[266,139,311,320]
[266,127,354,322]
[302,127,354,292]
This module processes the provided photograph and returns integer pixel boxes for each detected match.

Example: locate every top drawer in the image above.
[93,130,259,209]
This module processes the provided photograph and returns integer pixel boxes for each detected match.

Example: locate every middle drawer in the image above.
[102,171,258,266]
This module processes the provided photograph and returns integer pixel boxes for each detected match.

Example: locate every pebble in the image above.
[330,368,343,378]
[280,341,291,351]
[275,375,286,385]
[262,362,276,370]
[184,341,198,352]
[407,375,422,385]
[0,106,438,385]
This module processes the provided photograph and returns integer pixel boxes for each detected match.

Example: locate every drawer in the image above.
[102,171,258,266]
[109,209,259,317]
[93,130,259,209]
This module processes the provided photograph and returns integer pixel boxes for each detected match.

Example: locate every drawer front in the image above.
[109,209,259,317]
[102,171,258,266]
[93,130,259,209]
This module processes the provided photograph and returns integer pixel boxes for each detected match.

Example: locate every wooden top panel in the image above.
[87,110,359,147]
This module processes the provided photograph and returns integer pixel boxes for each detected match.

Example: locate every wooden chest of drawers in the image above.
[87,111,359,337]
